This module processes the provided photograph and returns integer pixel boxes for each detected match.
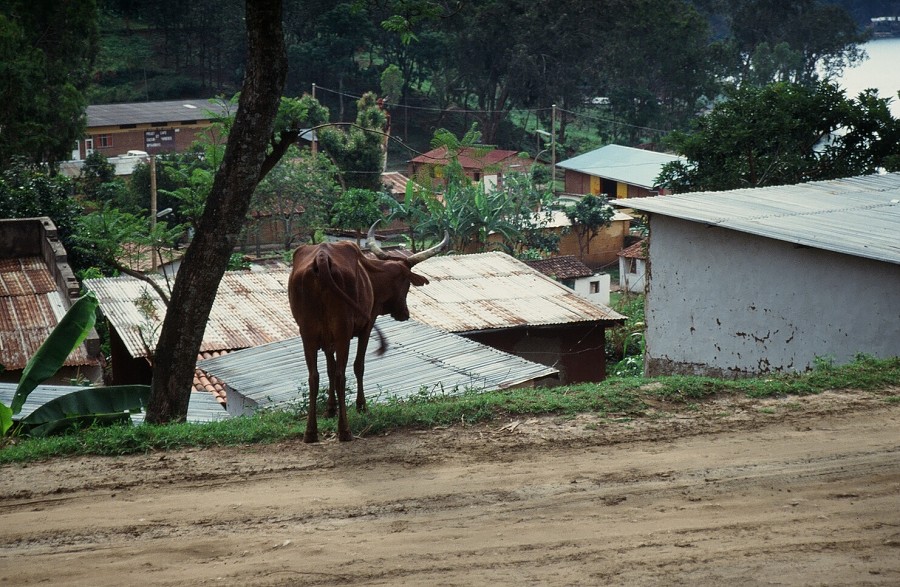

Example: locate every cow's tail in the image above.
[314,250,388,355]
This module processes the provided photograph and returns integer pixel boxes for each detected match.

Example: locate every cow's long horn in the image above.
[407,230,449,266]
[367,220,391,260]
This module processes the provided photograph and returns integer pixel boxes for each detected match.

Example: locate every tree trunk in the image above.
[145,0,288,423]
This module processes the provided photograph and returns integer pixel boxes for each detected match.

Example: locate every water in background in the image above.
[837,38,900,116]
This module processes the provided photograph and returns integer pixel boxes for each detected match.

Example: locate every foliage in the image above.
[0,0,98,168]
[607,293,647,377]
[330,188,385,235]
[722,0,868,88]
[1,292,150,438]
[564,194,614,258]
[72,203,185,302]
[658,81,900,193]
[251,146,339,249]
[3,355,897,462]
[317,92,388,191]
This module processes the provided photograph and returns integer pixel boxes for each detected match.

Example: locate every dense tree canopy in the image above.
[0,0,98,167]
[658,81,900,192]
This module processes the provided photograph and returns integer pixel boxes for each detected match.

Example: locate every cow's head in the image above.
[367,222,449,321]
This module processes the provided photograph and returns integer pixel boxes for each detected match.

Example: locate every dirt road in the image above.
[1,390,899,586]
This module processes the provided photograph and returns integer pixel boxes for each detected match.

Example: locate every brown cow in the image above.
[288,225,448,442]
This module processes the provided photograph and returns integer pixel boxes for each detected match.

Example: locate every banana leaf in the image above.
[11,292,99,415]
[0,402,12,436]
[19,385,151,437]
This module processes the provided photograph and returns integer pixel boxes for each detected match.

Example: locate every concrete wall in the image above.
[618,257,646,293]
[645,216,900,377]
[572,273,611,306]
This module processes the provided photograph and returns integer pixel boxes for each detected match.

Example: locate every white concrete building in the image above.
[614,174,900,377]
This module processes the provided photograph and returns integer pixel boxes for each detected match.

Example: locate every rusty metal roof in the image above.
[407,252,625,332]
[0,257,96,370]
[85,269,299,359]
[86,252,625,360]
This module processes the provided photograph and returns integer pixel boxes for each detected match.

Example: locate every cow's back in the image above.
[289,242,374,344]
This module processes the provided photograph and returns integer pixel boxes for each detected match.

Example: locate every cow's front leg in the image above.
[324,351,337,418]
[303,344,320,443]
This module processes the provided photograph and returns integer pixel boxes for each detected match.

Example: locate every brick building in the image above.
[73,99,229,161]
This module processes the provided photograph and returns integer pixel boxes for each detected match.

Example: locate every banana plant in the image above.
[1,292,150,438]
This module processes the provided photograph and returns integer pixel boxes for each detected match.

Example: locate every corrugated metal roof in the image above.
[556,144,684,189]
[0,257,96,370]
[197,316,558,413]
[613,173,900,265]
[0,384,229,424]
[86,99,229,127]
[407,252,625,332]
[85,269,299,359]
[86,253,624,358]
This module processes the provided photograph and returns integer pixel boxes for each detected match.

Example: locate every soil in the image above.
[1,389,899,586]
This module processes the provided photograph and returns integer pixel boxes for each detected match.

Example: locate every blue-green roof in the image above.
[557,144,684,189]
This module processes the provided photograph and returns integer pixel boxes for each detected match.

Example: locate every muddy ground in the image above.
[1,389,899,586]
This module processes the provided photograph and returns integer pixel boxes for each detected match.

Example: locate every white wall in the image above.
[618,257,646,293]
[645,216,900,377]
[573,273,610,306]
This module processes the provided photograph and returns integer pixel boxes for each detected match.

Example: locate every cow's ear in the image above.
[410,272,429,287]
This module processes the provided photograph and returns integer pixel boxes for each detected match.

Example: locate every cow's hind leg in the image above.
[353,333,369,413]
[303,342,320,443]
[334,342,353,441]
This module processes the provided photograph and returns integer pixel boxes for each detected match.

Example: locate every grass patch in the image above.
[1,355,897,464]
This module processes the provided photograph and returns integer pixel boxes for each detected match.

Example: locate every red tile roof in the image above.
[410,146,521,171]
[619,240,647,259]
[524,256,594,280]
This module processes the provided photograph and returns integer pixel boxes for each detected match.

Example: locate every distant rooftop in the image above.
[87,99,230,127]
[557,144,684,189]
[613,173,900,265]
[525,256,594,280]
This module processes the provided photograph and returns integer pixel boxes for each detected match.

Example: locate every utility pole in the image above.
[149,154,158,271]
[311,83,318,156]
[551,104,557,193]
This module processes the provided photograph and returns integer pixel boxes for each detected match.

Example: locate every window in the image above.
[95,134,112,149]
[589,281,600,294]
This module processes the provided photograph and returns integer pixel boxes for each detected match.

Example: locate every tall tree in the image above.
[317,92,388,191]
[724,0,868,87]
[0,0,98,167]
[146,0,290,424]
[658,81,900,193]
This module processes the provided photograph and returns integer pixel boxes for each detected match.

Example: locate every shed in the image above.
[557,144,683,198]
[405,252,626,383]
[617,239,647,293]
[525,255,611,306]
[0,218,101,384]
[199,316,559,416]
[612,173,900,377]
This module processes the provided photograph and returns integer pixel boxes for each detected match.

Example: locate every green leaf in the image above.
[12,292,99,415]
[20,385,151,437]
[0,402,12,436]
